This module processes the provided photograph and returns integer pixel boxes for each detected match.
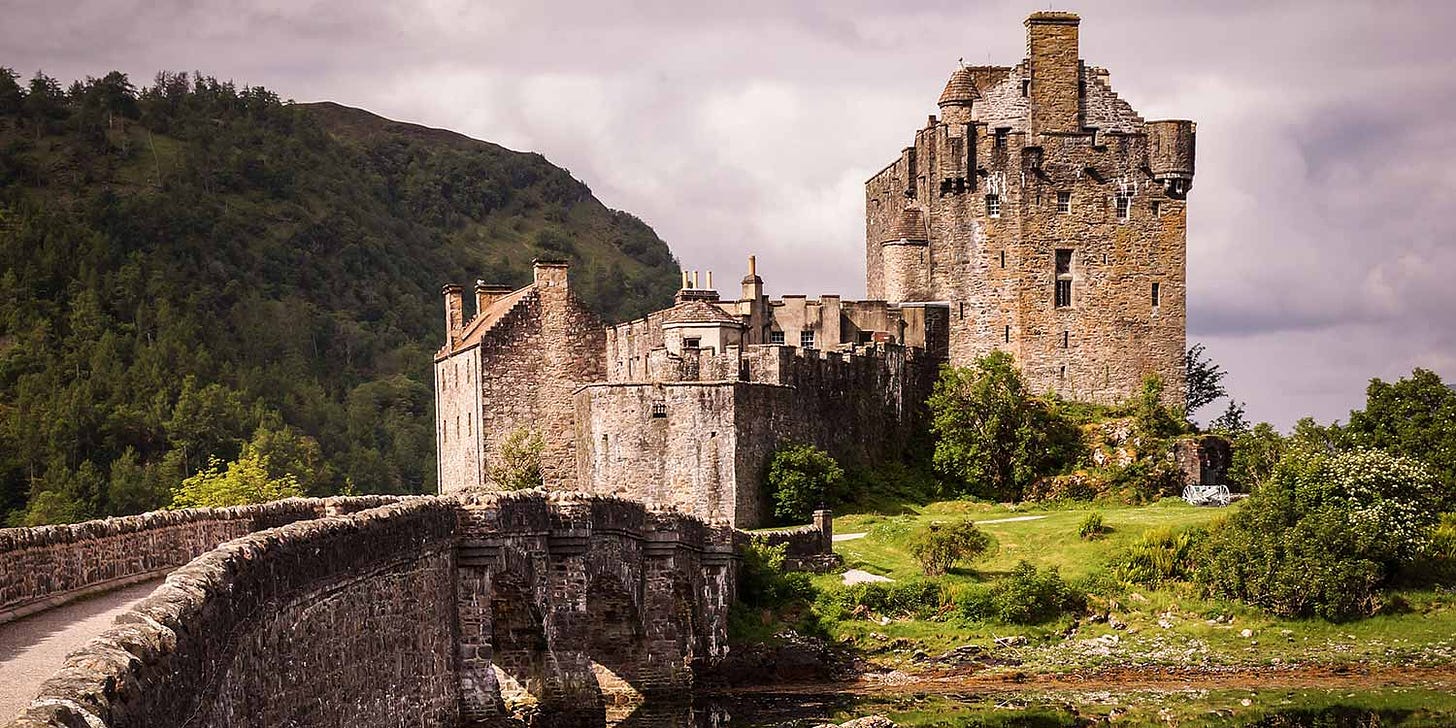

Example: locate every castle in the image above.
[435,12,1195,527]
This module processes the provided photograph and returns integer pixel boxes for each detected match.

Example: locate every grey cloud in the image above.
[5,0,1456,429]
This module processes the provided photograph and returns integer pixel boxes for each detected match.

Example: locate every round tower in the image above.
[880,204,931,303]
[937,66,980,125]
[1147,119,1196,198]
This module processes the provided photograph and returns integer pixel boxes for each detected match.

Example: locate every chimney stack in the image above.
[1026,11,1082,136]
[474,280,512,316]
[441,284,464,346]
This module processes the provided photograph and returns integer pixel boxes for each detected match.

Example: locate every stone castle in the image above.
[435,11,1195,528]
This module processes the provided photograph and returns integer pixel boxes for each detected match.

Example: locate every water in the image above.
[585,688,1456,727]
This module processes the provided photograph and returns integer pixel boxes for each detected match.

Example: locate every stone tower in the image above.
[866,11,1195,405]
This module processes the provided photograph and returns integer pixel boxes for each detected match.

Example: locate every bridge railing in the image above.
[0,495,405,625]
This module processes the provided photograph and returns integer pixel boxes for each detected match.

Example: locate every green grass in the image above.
[811,498,1456,671]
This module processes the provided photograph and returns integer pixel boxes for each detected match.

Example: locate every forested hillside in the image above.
[0,69,680,524]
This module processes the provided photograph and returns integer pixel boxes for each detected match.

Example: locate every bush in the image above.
[738,542,815,609]
[489,428,544,491]
[958,561,1084,625]
[929,353,1084,502]
[815,579,950,621]
[1078,512,1106,540]
[908,520,994,576]
[766,443,845,523]
[1114,527,1203,587]
[1195,449,1441,621]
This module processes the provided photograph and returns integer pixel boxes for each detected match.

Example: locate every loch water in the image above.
[586,687,1456,727]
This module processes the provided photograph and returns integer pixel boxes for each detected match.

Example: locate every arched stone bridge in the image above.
[1,491,739,728]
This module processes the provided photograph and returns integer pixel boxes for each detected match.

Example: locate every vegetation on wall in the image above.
[0,68,680,525]
[766,442,846,523]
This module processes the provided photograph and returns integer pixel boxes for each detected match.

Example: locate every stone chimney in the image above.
[441,284,464,346]
[532,259,569,292]
[474,280,512,316]
[1026,11,1081,136]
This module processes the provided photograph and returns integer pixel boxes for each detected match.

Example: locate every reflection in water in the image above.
[578,689,1456,728]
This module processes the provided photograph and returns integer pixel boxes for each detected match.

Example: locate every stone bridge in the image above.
[1,491,739,728]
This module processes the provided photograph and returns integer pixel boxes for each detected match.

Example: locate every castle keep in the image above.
[867,11,1194,404]
[435,11,1194,527]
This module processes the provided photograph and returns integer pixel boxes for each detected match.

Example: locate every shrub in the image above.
[170,447,303,508]
[1195,449,1441,621]
[815,579,949,621]
[1114,527,1203,587]
[738,542,815,609]
[489,428,544,491]
[1078,512,1106,540]
[766,443,845,523]
[1126,374,1188,440]
[908,520,994,576]
[959,561,1084,625]
[929,353,1084,501]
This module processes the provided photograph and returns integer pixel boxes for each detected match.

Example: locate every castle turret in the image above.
[1026,11,1081,136]
[1147,119,1196,198]
[937,66,979,125]
[880,204,930,303]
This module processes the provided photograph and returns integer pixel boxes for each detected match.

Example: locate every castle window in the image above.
[769,330,785,345]
[959,302,965,320]
[1115,193,1131,221]
[1060,365,1067,379]
[1152,282,1162,308]
[651,402,667,418]
[986,194,1000,218]
[1062,331,1070,349]
[1055,249,1073,308]
[800,330,815,349]
[1057,191,1071,214]
[858,331,874,344]
[684,337,701,349]
[994,128,1008,149]
[1021,79,1030,97]
[1004,325,1011,343]
[1000,250,1006,268]
[1151,201,1162,217]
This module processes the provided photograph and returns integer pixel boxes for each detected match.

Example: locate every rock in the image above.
[1108,615,1127,631]
[839,716,898,728]
[993,635,1028,647]
[1240,628,1254,638]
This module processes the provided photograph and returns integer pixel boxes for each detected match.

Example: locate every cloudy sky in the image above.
[6,0,1455,429]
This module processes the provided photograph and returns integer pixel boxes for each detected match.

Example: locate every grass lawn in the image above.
[798,498,1456,672]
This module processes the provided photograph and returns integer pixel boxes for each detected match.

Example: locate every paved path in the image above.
[976,515,1047,524]
[0,579,164,722]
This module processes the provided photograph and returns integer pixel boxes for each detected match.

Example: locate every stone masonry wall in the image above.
[0,496,402,624]
[7,498,459,728]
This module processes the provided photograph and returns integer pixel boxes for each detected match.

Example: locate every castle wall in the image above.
[436,346,484,490]
[577,345,938,528]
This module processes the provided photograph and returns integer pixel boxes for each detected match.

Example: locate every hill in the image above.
[0,69,680,523]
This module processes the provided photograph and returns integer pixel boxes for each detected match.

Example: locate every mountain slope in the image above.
[0,69,679,523]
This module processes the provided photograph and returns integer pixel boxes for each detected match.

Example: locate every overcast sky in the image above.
[6,0,1455,429]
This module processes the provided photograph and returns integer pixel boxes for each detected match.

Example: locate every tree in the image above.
[489,428,544,491]
[170,447,303,509]
[1347,368,1456,491]
[766,442,845,523]
[1128,374,1187,439]
[909,520,993,576]
[1226,422,1284,491]
[1184,343,1227,416]
[929,352,1083,502]
[1210,400,1249,435]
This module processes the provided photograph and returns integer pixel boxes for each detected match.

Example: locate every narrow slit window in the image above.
[999,250,1006,268]
[1021,79,1030,97]
[1151,200,1162,217]
[1062,330,1069,348]
[1057,191,1071,214]
[800,330,815,349]
[986,194,1000,218]
[1055,249,1073,308]
[958,302,965,320]
[1060,365,1067,379]
[1004,325,1011,343]
[1115,193,1131,221]
[1152,282,1162,308]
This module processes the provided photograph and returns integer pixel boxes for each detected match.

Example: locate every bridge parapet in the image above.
[0,495,406,625]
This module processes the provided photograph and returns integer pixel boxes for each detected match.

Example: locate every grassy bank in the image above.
[763,498,1456,673]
